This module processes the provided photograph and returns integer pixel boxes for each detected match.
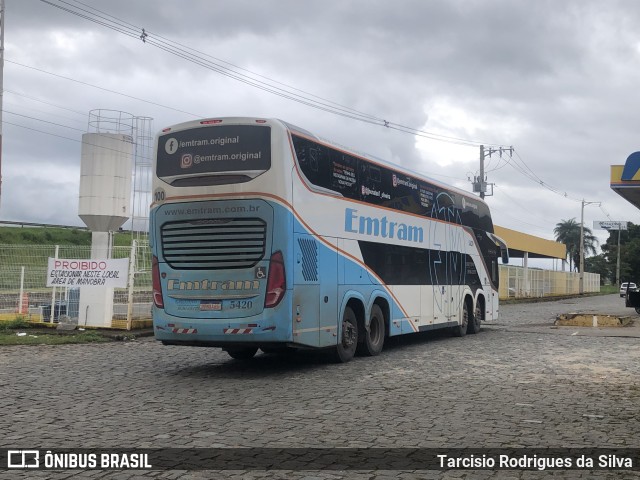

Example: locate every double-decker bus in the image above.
[150,117,508,362]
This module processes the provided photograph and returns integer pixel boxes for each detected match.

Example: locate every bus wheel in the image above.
[452,301,469,337]
[357,304,385,356]
[225,347,258,360]
[333,306,358,363]
[468,302,482,334]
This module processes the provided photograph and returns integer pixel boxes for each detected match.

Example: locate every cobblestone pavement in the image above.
[1,294,639,479]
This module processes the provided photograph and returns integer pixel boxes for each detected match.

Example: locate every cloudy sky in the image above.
[3,0,640,253]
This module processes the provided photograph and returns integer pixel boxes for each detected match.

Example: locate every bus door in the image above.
[429,217,448,324]
[447,224,465,325]
[479,249,495,320]
[430,194,463,325]
[484,232,506,321]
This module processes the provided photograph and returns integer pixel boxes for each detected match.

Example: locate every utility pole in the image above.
[0,0,4,208]
[579,199,600,294]
[479,145,485,199]
[472,145,513,199]
[616,223,622,288]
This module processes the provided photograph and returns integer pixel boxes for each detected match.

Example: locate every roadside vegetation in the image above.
[0,226,133,246]
[600,285,618,295]
[0,226,147,290]
[0,316,113,346]
[554,219,640,286]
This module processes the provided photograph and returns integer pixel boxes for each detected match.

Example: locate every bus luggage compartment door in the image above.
[292,234,337,347]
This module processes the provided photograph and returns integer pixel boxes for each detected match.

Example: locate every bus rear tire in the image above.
[452,301,469,337]
[357,304,385,356]
[225,347,258,360]
[260,346,295,355]
[333,306,358,363]
[467,301,482,334]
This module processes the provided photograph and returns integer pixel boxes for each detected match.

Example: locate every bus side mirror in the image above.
[501,249,509,264]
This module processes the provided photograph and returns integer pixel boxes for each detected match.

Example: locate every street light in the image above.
[580,200,600,294]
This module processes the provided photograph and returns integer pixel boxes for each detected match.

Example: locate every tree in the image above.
[584,254,611,285]
[601,223,640,284]
[553,218,599,271]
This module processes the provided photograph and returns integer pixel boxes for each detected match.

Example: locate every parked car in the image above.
[620,282,639,297]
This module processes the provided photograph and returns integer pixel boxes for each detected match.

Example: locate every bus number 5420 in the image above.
[229,300,253,310]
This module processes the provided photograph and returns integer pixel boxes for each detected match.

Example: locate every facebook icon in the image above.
[165,138,179,155]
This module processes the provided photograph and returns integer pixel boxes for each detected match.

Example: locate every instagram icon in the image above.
[181,154,193,169]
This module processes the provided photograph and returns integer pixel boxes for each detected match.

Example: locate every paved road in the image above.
[1,294,639,479]
[497,293,638,326]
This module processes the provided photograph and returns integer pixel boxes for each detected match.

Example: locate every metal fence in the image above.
[0,243,600,327]
[0,242,152,328]
[498,265,600,299]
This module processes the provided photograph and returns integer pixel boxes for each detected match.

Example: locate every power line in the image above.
[38,1,397,127]
[498,149,583,202]
[66,0,385,125]
[4,109,86,132]
[4,98,86,127]
[5,89,88,117]
[4,74,608,216]
[6,60,204,119]
[38,0,508,148]
[25,0,608,212]
[493,184,556,229]
[47,0,408,127]
[599,205,611,221]
[6,74,617,238]
[3,119,152,160]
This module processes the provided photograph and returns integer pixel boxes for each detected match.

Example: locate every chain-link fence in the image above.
[0,242,152,329]
[0,243,601,326]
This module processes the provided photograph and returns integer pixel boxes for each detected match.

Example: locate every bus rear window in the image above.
[156,125,271,182]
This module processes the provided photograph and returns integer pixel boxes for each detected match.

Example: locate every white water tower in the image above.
[78,110,134,327]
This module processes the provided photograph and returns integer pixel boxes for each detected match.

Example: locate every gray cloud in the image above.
[3,0,640,249]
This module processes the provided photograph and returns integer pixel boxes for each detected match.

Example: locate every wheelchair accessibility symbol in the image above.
[255,267,266,279]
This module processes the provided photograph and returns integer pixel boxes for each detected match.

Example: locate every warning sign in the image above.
[47,258,129,288]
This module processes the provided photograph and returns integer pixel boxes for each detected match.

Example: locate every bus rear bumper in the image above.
[152,309,292,347]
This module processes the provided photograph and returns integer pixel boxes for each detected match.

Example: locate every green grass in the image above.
[0,227,151,291]
[600,284,619,295]
[0,226,137,246]
[0,316,31,331]
[0,226,89,245]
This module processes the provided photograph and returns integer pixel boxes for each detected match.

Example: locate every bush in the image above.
[0,316,31,331]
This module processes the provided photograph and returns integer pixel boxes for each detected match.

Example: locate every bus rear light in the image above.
[152,255,164,309]
[162,127,172,132]
[255,119,267,123]
[265,251,286,308]
[200,119,223,124]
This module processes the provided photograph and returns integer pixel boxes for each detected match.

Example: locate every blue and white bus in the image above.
[150,117,508,362]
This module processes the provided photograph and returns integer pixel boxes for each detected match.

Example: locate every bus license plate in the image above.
[200,301,222,311]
